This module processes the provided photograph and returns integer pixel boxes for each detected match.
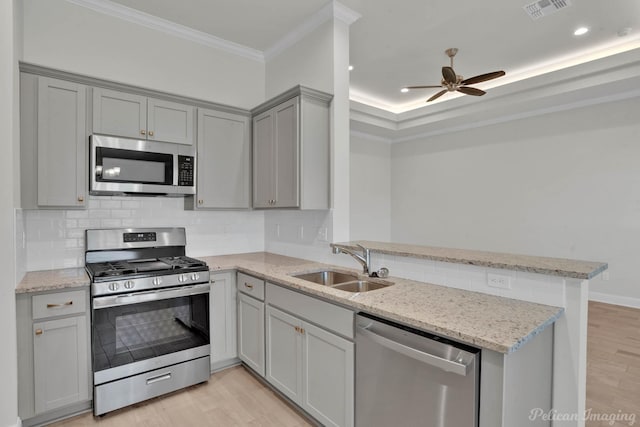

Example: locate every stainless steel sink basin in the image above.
[291,270,360,286]
[331,280,393,293]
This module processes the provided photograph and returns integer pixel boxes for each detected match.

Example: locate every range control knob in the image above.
[178,274,187,283]
[108,282,120,292]
[191,273,200,281]
[124,280,135,290]
[152,277,162,286]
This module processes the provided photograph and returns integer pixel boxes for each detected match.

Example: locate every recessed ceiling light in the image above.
[574,27,589,36]
[401,87,409,93]
[348,65,354,71]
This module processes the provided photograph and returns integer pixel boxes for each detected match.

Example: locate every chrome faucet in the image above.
[332,243,370,276]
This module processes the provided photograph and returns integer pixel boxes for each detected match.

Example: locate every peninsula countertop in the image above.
[199,252,564,354]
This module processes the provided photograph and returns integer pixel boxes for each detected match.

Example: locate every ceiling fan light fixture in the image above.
[574,27,589,36]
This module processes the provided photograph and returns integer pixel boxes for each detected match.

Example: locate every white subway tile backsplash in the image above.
[25,195,265,271]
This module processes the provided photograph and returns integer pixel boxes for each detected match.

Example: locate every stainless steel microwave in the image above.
[90,134,196,196]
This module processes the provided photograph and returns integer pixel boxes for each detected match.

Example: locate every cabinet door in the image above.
[253,110,275,208]
[37,77,87,208]
[210,273,237,370]
[148,98,195,145]
[266,306,303,404]
[273,97,299,208]
[237,292,265,376]
[302,321,354,427]
[197,109,250,208]
[33,316,89,414]
[93,87,147,139]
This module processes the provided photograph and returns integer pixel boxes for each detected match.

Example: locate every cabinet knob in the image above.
[140,130,146,135]
[77,196,84,202]
[198,199,203,205]
[35,329,43,336]
[148,130,154,136]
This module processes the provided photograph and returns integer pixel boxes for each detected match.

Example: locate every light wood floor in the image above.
[51,301,639,427]
[50,366,312,427]
[586,301,640,427]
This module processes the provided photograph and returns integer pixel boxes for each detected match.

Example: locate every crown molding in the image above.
[65,0,264,61]
[264,1,361,61]
[350,130,392,144]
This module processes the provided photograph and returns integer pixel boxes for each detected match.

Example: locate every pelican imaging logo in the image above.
[529,408,637,425]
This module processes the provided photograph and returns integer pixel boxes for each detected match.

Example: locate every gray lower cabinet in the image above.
[209,272,239,371]
[237,273,266,376]
[17,288,91,426]
[93,87,195,145]
[20,74,88,209]
[265,284,354,427]
[252,86,332,209]
[185,108,251,209]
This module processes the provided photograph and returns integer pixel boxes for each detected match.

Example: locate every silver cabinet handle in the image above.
[357,325,469,376]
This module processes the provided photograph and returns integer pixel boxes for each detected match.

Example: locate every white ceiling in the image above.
[105,0,640,113]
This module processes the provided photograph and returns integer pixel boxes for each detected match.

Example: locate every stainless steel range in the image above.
[85,228,211,416]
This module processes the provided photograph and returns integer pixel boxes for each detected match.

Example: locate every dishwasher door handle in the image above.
[357,326,469,376]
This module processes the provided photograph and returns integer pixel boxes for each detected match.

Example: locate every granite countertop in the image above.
[15,252,564,354]
[199,252,564,354]
[332,240,608,280]
[16,267,90,294]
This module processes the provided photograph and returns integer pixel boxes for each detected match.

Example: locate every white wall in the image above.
[1,0,20,425]
[390,96,640,303]
[22,0,265,109]
[350,133,391,241]
[24,197,264,271]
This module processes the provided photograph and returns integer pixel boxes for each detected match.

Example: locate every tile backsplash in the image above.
[23,196,265,271]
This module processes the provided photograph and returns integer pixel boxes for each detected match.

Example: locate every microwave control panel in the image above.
[178,156,195,187]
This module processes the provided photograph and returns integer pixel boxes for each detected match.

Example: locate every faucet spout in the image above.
[331,243,370,275]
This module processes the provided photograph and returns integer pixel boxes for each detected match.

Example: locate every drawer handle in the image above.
[35,328,43,336]
[244,283,254,289]
[146,373,171,385]
[47,301,73,308]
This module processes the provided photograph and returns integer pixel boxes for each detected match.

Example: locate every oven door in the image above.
[91,283,210,385]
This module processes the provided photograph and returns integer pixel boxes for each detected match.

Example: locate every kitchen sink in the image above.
[291,270,393,293]
[291,270,360,286]
[331,280,393,293]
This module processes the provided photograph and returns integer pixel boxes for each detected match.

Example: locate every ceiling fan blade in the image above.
[457,86,486,96]
[460,70,505,85]
[442,66,457,84]
[427,90,448,102]
[405,85,444,89]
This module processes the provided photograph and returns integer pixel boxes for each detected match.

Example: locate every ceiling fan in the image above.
[404,48,506,102]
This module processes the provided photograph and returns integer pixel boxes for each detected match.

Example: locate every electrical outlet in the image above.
[487,273,511,289]
[317,227,328,242]
[275,224,280,239]
[298,225,304,241]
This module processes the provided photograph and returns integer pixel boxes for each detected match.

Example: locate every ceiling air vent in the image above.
[523,0,571,20]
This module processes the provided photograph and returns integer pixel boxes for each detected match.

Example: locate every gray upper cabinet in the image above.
[93,87,195,145]
[252,86,332,210]
[20,74,88,209]
[185,108,251,209]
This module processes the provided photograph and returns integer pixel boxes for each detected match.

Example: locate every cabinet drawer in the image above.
[266,283,354,339]
[237,272,265,301]
[33,290,86,319]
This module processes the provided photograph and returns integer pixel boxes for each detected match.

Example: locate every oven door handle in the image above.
[92,283,210,309]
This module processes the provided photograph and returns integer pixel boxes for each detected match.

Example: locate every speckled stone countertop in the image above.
[15,253,564,353]
[199,252,564,354]
[16,268,90,294]
[332,240,608,280]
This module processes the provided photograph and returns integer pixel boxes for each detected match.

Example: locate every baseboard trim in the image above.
[589,291,640,309]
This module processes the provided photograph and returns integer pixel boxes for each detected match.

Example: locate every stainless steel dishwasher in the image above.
[355,313,480,427]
